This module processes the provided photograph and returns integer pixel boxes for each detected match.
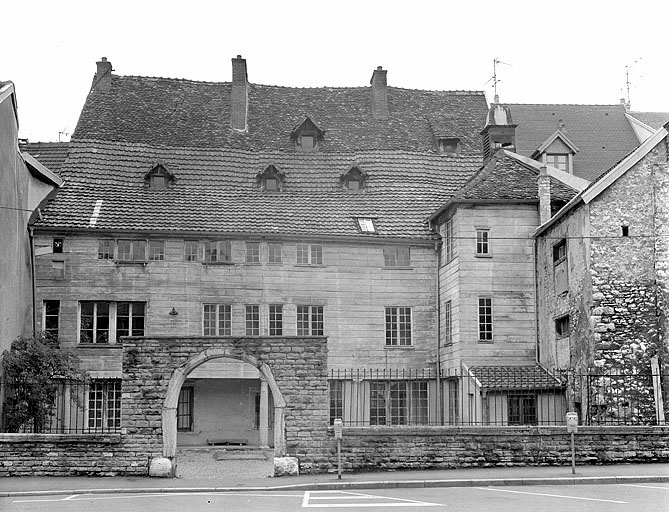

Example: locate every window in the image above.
[53,238,63,253]
[246,242,260,263]
[370,381,428,426]
[204,241,232,263]
[383,246,410,267]
[150,175,166,189]
[329,380,344,425]
[299,134,316,151]
[342,167,366,191]
[447,378,459,425]
[184,240,199,262]
[478,297,493,342]
[177,386,194,432]
[88,380,121,430]
[553,239,568,295]
[43,300,60,340]
[117,239,146,262]
[145,163,174,189]
[297,305,324,336]
[203,304,231,336]
[265,177,278,191]
[269,304,283,336]
[357,218,376,233]
[555,315,569,337]
[80,301,110,344]
[296,243,323,265]
[98,240,113,260]
[476,229,490,256]
[444,217,455,263]
[622,225,629,237]
[79,301,145,344]
[508,394,537,425]
[148,240,165,261]
[258,165,284,192]
[268,243,282,264]
[385,307,412,346]
[245,305,260,336]
[116,302,145,338]
[444,300,452,345]
[546,153,568,172]
[52,260,65,279]
[437,137,461,155]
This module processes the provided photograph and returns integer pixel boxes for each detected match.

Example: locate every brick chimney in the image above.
[231,55,248,131]
[538,166,551,224]
[370,66,389,120]
[93,57,112,93]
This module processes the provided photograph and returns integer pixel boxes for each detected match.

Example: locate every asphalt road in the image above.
[3,483,668,512]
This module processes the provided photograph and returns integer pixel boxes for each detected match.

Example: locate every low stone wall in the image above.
[0,433,151,476]
[326,426,669,473]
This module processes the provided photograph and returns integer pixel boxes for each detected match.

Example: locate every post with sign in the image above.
[333,418,343,479]
[566,412,578,474]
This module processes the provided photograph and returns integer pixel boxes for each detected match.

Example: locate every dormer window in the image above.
[290,116,325,152]
[437,138,461,155]
[145,163,174,190]
[545,153,569,172]
[341,166,368,192]
[532,130,578,174]
[257,164,284,192]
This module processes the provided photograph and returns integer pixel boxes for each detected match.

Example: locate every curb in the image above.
[1,475,668,498]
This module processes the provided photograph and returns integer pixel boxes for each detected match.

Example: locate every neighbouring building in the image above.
[535,123,669,425]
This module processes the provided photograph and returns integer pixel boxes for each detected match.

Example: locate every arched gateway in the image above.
[161,348,287,460]
[122,336,328,477]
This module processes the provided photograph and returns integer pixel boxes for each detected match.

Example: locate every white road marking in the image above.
[302,490,440,508]
[477,487,627,504]
[622,483,669,490]
[14,491,301,503]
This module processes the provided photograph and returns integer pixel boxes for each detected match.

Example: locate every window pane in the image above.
[204,241,218,262]
[269,304,282,336]
[297,305,309,336]
[218,304,231,335]
[329,380,343,426]
[296,244,308,264]
[185,240,199,262]
[311,306,324,336]
[476,230,489,255]
[203,304,216,336]
[177,387,194,431]
[385,307,398,345]
[268,243,282,264]
[148,240,164,261]
[44,300,60,339]
[383,247,396,267]
[410,381,428,425]
[246,305,259,336]
[219,241,232,262]
[390,382,407,425]
[117,240,131,260]
[117,302,130,338]
[133,240,146,261]
[311,244,323,265]
[370,382,386,426]
[95,302,110,343]
[246,242,260,263]
[398,307,412,345]
[98,240,113,260]
[478,297,493,341]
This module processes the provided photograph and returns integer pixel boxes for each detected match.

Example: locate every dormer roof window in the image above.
[356,217,376,233]
[290,116,325,152]
[145,163,174,189]
[341,165,368,192]
[257,164,285,192]
[437,137,461,156]
[532,130,579,174]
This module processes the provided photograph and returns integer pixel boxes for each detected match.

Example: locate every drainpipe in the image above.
[533,237,540,363]
[435,237,443,426]
[28,226,37,335]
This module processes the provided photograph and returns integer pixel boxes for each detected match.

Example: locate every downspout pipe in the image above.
[28,225,37,335]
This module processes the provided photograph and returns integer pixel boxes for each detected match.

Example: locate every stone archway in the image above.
[161,348,287,464]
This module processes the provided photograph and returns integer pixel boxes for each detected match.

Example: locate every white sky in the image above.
[3,0,669,142]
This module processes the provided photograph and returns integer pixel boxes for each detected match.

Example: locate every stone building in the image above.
[535,123,669,424]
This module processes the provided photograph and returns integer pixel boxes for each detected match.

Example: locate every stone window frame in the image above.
[475,227,491,257]
[268,304,283,336]
[385,306,412,346]
[202,303,232,336]
[88,379,122,431]
[477,296,493,343]
[43,300,60,340]
[296,243,323,266]
[383,246,411,268]
[79,300,146,344]
[297,305,324,336]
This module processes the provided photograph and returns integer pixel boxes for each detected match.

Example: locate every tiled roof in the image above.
[508,104,640,181]
[629,111,669,130]
[469,365,563,390]
[452,151,578,203]
[35,140,481,239]
[72,75,488,155]
[19,142,70,173]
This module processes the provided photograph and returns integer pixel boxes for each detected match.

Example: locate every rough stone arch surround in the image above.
[121,336,329,474]
[162,348,287,458]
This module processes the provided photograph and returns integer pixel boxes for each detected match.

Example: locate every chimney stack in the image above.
[370,66,389,120]
[231,55,248,131]
[481,103,517,163]
[93,57,112,93]
[538,166,551,224]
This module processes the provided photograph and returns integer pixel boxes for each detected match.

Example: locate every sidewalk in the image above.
[1,463,668,497]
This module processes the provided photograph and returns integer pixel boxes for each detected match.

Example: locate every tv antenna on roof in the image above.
[58,128,70,142]
[623,58,643,109]
[486,58,511,103]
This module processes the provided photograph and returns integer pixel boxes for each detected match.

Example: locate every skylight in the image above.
[357,218,376,233]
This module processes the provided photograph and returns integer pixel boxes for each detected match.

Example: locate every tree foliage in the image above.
[2,334,83,433]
